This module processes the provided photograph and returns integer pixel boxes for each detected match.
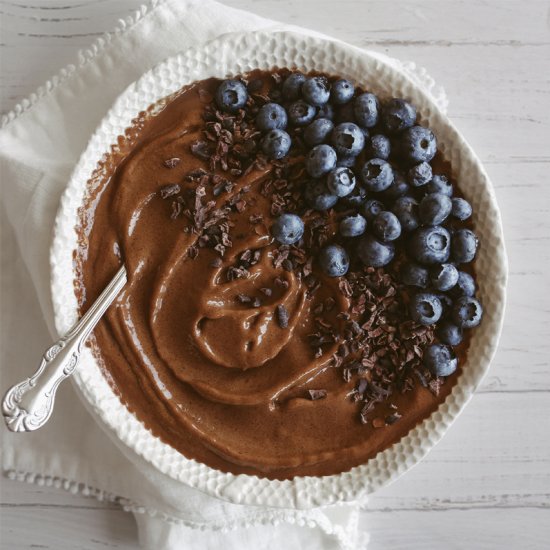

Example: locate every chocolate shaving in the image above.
[429,377,443,396]
[163,157,181,169]
[274,276,289,289]
[226,266,249,281]
[385,413,402,425]
[356,378,368,395]
[170,200,183,219]
[190,140,214,160]
[160,183,181,199]
[236,294,252,304]
[282,258,294,272]
[308,389,327,401]
[186,168,208,180]
[276,305,289,328]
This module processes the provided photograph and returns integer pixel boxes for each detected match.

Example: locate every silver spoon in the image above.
[2,266,127,432]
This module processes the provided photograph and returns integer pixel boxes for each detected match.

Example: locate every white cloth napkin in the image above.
[0,1,446,548]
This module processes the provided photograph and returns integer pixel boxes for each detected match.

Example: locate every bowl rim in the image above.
[50,29,507,509]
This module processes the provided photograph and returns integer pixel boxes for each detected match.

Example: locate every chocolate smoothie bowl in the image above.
[52,31,506,506]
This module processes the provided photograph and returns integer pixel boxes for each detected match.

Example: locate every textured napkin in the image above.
[0,1,446,548]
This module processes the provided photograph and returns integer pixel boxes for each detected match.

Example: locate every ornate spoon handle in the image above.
[2,266,127,432]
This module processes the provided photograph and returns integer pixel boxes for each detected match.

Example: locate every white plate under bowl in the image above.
[50,30,507,509]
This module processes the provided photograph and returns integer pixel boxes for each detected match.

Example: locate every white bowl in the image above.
[50,30,507,509]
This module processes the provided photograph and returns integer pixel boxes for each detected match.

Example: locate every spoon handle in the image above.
[2,266,127,432]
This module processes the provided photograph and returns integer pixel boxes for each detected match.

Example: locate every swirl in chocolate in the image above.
[77,70,466,479]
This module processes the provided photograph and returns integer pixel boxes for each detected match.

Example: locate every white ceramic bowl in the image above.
[51,30,507,509]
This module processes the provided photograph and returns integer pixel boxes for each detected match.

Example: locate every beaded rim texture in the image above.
[50,30,507,509]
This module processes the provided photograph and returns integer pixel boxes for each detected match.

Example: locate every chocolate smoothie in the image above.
[76,70,473,479]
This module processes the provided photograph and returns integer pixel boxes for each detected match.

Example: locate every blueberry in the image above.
[319,244,349,277]
[381,98,417,134]
[304,118,334,146]
[341,183,367,208]
[419,192,453,225]
[400,125,437,164]
[451,197,473,221]
[215,79,248,113]
[452,296,483,328]
[354,93,379,128]
[304,179,338,211]
[382,172,410,200]
[316,103,335,120]
[340,214,367,237]
[401,263,429,288]
[331,79,355,105]
[356,234,395,267]
[256,102,288,132]
[436,322,463,346]
[361,159,394,192]
[261,129,291,160]
[271,213,304,245]
[282,73,306,101]
[410,292,443,325]
[336,155,357,168]
[365,134,390,160]
[426,175,453,196]
[373,211,401,242]
[392,196,419,232]
[451,271,476,297]
[407,162,433,187]
[306,144,337,178]
[331,122,365,157]
[423,344,458,377]
[362,199,385,221]
[288,100,316,126]
[327,167,356,197]
[302,76,330,106]
[430,263,459,291]
[409,226,451,264]
[452,229,478,264]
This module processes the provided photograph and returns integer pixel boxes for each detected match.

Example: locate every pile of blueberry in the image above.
[215,75,483,378]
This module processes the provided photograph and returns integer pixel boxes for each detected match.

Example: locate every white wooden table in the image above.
[1,1,549,548]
